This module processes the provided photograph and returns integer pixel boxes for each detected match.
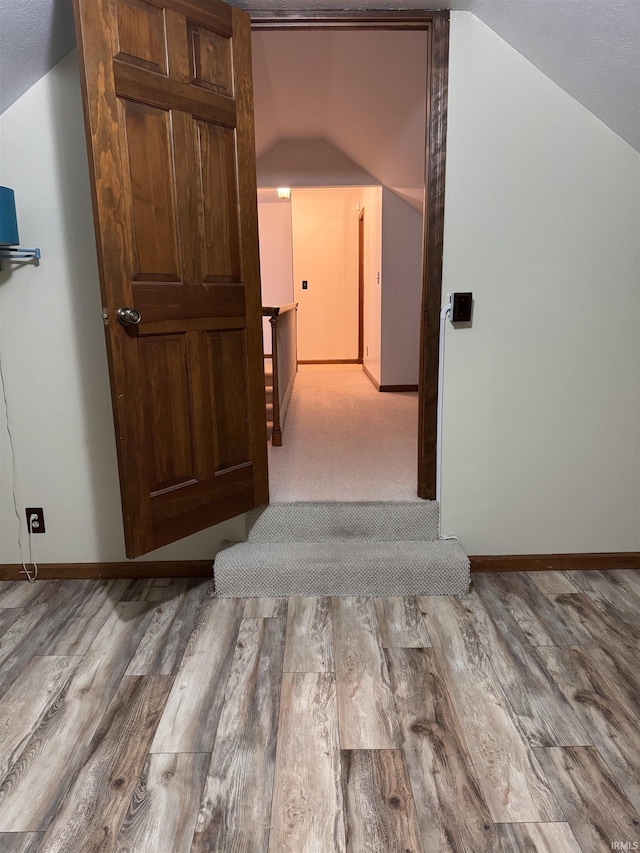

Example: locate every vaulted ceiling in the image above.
[252,29,429,199]
[1,0,638,151]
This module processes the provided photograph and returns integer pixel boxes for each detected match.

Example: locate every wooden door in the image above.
[74,0,268,557]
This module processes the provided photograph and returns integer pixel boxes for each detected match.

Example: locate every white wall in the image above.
[257,191,294,307]
[257,189,294,355]
[0,52,244,565]
[291,187,362,361]
[440,13,640,554]
[361,186,383,385]
[259,184,383,375]
[380,188,423,386]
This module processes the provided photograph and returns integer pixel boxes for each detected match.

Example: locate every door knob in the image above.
[117,307,141,326]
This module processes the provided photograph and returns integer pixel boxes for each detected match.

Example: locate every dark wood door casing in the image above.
[74,0,268,557]
[252,10,449,499]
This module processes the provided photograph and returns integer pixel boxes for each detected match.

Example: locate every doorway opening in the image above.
[251,11,449,502]
[259,183,419,500]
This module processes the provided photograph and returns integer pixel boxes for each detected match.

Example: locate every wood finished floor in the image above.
[0,570,637,852]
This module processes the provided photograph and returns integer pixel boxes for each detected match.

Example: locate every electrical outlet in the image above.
[25,507,45,534]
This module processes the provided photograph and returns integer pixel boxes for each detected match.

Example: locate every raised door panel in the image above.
[189,22,234,95]
[120,100,182,281]
[139,335,195,492]
[207,329,250,470]
[115,0,168,74]
[197,121,242,282]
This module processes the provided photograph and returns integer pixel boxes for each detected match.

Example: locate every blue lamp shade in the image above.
[0,187,20,246]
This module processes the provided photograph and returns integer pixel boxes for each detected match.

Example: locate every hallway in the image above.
[267,365,419,502]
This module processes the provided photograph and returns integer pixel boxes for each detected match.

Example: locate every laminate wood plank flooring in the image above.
[496,822,582,853]
[243,597,287,618]
[125,579,209,677]
[42,579,130,655]
[149,597,244,754]
[0,570,637,853]
[542,592,640,716]
[38,676,172,853]
[533,746,640,852]
[374,596,431,648]
[463,580,591,747]
[0,608,24,639]
[121,577,178,601]
[0,601,153,832]
[498,590,562,647]
[0,579,51,608]
[0,833,43,853]
[0,582,114,698]
[542,590,634,652]
[611,568,640,596]
[0,605,50,698]
[191,617,286,853]
[386,646,501,853]
[341,749,424,853]
[565,569,640,639]
[269,672,345,852]
[530,570,579,595]
[479,573,580,646]
[115,753,209,853]
[332,596,401,750]
[283,596,334,673]
[418,595,564,822]
[538,645,640,813]
[0,656,80,779]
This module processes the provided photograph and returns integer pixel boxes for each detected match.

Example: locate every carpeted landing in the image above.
[267,366,419,502]
[213,501,470,597]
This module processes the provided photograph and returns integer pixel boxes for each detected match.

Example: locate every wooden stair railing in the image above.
[262,303,298,446]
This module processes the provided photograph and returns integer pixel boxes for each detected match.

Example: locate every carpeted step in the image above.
[213,538,469,597]
[246,501,439,543]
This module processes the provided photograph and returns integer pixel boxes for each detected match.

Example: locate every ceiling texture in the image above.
[0,0,638,151]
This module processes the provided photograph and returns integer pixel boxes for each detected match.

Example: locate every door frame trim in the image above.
[250,10,449,499]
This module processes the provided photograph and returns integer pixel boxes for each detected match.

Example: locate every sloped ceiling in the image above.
[471,0,640,151]
[256,138,378,188]
[0,0,76,116]
[245,0,639,150]
[0,0,638,151]
[252,29,429,196]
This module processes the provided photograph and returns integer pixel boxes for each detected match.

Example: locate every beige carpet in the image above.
[267,366,420,502]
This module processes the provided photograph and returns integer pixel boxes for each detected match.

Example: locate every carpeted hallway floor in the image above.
[268,365,419,502]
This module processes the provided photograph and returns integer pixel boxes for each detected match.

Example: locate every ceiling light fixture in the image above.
[277,187,291,201]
